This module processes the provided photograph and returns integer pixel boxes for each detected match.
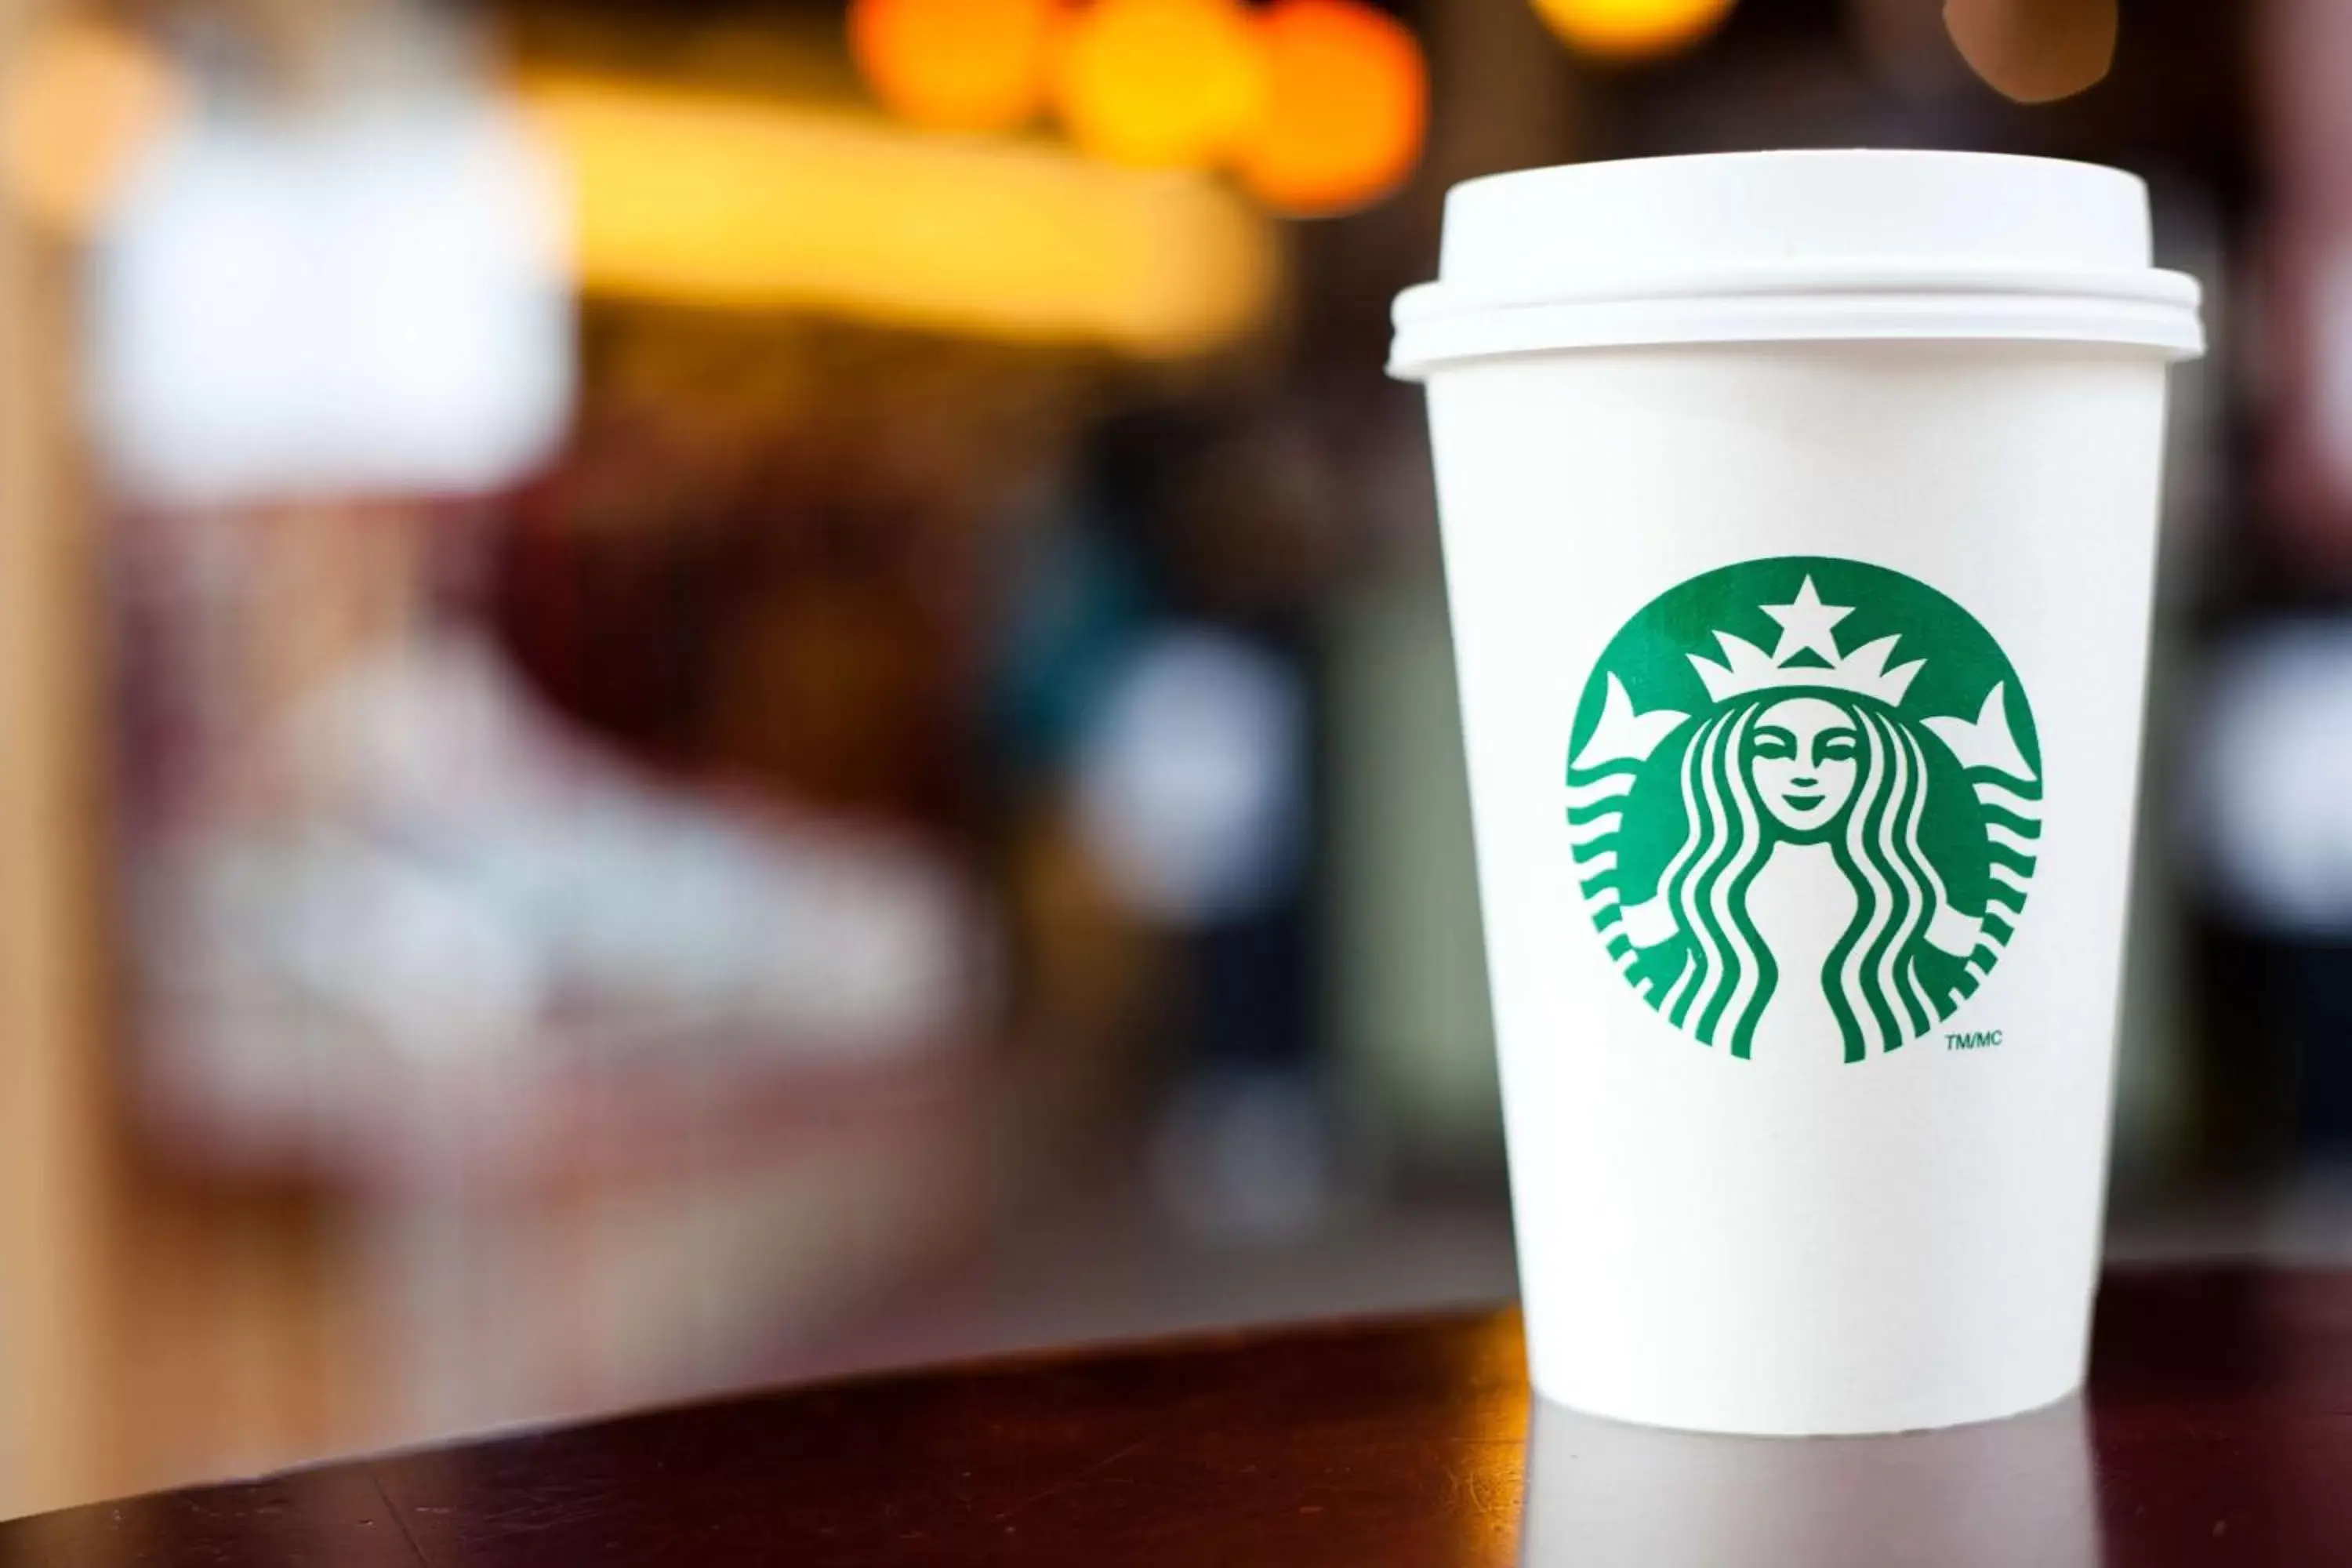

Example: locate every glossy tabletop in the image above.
[4,1266,2347,1566]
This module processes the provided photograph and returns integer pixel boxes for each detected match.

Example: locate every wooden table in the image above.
[4,1266,2347,1565]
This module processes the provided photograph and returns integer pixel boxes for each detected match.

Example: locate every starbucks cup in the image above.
[1391,151,2202,1435]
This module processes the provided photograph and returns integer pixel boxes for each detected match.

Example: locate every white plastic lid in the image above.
[1389,150,2204,378]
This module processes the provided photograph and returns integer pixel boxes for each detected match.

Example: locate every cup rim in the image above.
[1389,267,2205,379]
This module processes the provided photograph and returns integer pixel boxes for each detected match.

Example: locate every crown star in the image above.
[1686,577,1926,707]
[1762,576,1853,666]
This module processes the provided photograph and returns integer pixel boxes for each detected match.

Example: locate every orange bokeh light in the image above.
[1237,0,1426,216]
[1530,0,1736,61]
[0,18,181,234]
[848,0,1058,132]
[1051,0,1269,169]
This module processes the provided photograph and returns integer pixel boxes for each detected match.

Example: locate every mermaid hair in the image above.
[1643,693,1951,1062]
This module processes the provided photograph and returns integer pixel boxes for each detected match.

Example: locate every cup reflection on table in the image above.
[1519,1394,2100,1568]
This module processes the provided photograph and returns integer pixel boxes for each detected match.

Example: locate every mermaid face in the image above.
[1748,696,1860,837]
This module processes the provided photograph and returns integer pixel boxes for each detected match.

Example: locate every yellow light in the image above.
[1529,0,1736,62]
[521,74,1279,358]
[848,0,1057,132]
[1237,0,1427,218]
[1051,0,1269,169]
[0,19,181,234]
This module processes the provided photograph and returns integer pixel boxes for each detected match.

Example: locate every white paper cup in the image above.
[1391,151,2202,1436]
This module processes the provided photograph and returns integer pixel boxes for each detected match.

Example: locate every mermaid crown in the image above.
[1687,575,1923,706]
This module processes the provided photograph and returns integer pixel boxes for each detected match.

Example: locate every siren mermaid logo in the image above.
[1566,557,2042,1064]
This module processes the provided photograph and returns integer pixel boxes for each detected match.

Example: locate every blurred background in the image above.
[0,0,2338,1516]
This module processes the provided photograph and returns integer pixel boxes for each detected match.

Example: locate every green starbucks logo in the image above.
[1566,557,2042,1063]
